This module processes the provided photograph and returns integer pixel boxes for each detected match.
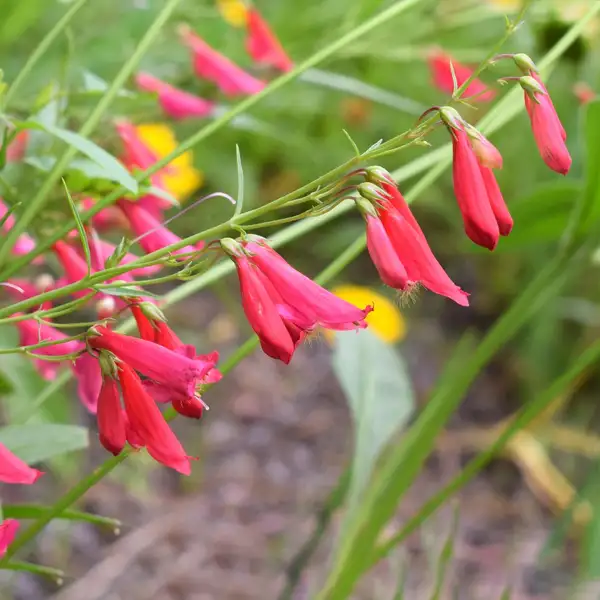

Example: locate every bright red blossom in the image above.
[427,50,495,102]
[178,25,265,96]
[0,520,19,557]
[522,73,571,175]
[246,8,293,73]
[0,441,43,484]
[136,72,215,119]
[97,375,127,456]
[224,238,372,363]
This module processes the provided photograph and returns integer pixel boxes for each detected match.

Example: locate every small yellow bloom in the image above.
[135,123,203,201]
[217,0,249,27]
[330,285,406,344]
[486,0,521,10]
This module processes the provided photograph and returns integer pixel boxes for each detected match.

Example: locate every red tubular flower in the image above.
[178,25,265,96]
[51,240,90,298]
[444,114,514,250]
[117,199,199,257]
[73,353,102,413]
[97,374,127,456]
[0,199,37,258]
[521,74,571,175]
[246,8,293,73]
[0,441,43,484]
[117,362,191,474]
[88,326,215,398]
[136,72,215,119]
[427,49,495,101]
[358,179,469,306]
[0,520,19,557]
[16,319,84,380]
[223,238,371,363]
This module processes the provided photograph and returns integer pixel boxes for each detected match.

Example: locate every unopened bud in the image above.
[356,182,387,204]
[98,350,118,379]
[96,295,117,320]
[513,53,537,75]
[34,273,55,293]
[364,166,395,187]
[220,237,244,257]
[438,106,464,130]
[138,301,166,324]
[519,75,546,100]
[355,197,379,219]
[105,238,131,269]
[465,124,503,170]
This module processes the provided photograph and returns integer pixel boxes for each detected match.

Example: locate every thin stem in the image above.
[0,0,184,265]
[0,333,85,354]
[0,0,424,279]
[2,0,90,108]
[0,560,64,582]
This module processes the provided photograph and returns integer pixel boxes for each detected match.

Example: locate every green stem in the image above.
[0,333,85,354]
[0,0,424,279]
[2,0,90,108]
[0,0,184,266]
[0,560,64,582]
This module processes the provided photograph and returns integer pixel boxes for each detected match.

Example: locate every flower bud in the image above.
[364,166,395,187]
[220,237,244,257]
[96,296,117,320]
[98,350,119,379]
[138,301,167,324]
[355,197,379,219]
[356,182,387,204]
[438,106,464,130]
[465,125,503,170]
[513,53,537,75]
[519,75,546,99]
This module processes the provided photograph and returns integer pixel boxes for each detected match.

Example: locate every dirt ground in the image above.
[2,293,590,600]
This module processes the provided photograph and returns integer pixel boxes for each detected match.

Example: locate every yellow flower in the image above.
[486,0,521,11]
[330,285,406,344]
[135,123,203,201]
[217,0,248,27]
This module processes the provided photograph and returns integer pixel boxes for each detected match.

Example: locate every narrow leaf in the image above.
[0,560,64,583]
[95,284,158,298]
[62,179,91,276]
[3,504,120,531]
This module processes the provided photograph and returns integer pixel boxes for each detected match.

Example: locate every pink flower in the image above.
[51,240,90,298]
[16,319,83,380]
[358,174,469,306]
[136,72,215,119]
[427,49,495,101]
[73,353,102,413]
[97,374,127,456]
[178,25,265,96]
[246,8,293,73]
[88,326,216,399]
[521,73,572,175]
[80,197,130,232]
[0,520,19,557]
[117,362,192,474]
[0,442,43,484]
[223,238,372,363]
[117,199,199,257]
[0,199,37,258]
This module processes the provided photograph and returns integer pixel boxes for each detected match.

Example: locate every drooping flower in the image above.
[222,237,372,363]
[96,373,127,456]
[88,326,216,399]
[117,361,192,474]
[357,174,469,307]
[0,520,19,557]
[178,25,265,96]
[246,7,293,73]
[117,199,199,257]
[51,240,90,298]
[0,441,43,484]
[440,108,512,250]
[427,49,495,101]
[136,72,215,120]
[16,319,84,380]
[73,352,103,413]
[519,73,572,175]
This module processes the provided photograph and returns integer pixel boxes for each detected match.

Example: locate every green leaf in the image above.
[3,504,120,531]
[95,284,158,298]
[20,121,138,193]
[581,100,600,229]
[332,330,414,523]
[62,179,91,276]
[0,424,88,464]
